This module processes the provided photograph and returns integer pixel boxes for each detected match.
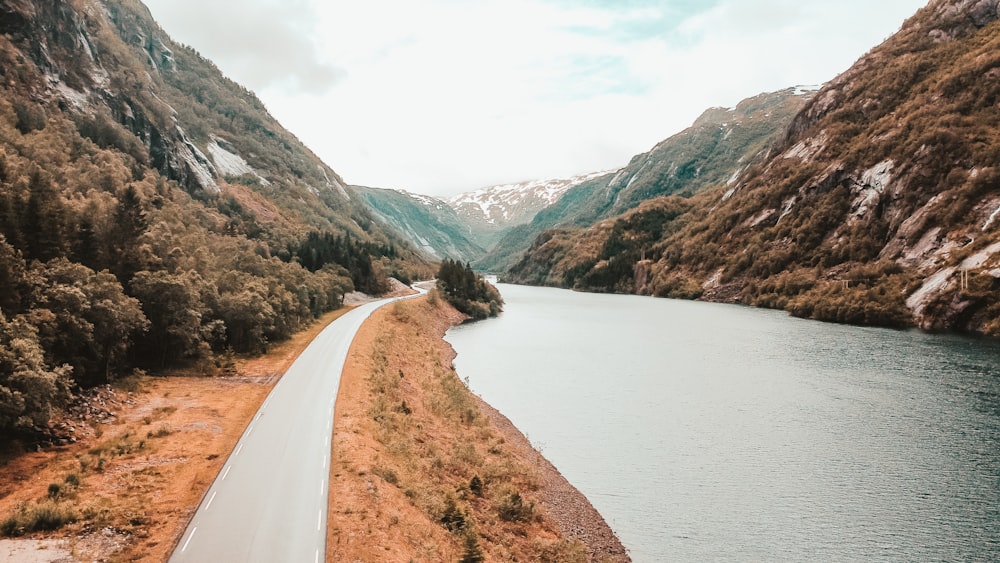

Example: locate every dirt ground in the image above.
[0,287,629,562]
[0,304,357,562]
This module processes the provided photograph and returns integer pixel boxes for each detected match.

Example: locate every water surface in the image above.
[445,284,1000,561]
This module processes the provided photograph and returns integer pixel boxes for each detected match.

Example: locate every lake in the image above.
[444,284,1000,562]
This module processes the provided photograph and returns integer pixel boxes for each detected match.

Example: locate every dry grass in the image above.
[0,305,356,561]
[328,297,597,562]
[0,294,626,562]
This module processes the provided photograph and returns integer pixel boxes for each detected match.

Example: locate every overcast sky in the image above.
[143,0,928,197]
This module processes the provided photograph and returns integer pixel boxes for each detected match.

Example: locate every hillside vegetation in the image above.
[354,185,486,263]
[0,0,430,433]
[481,88,813,273]
[508,0,1000,336]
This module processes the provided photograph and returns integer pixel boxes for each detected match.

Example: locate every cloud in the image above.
[144,0,343,94]
[143,0,928,196]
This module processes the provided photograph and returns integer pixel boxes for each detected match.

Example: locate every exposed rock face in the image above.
[508,0,1000,335]
[0,0,223,193]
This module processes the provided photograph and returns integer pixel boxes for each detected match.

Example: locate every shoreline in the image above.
[474,391,631,561]
[439,318,630,562]
[328,294,630,561]
[0,289,628,561]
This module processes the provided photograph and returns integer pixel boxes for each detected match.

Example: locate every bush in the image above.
[440,495,466,532]
[469,475,484,497]
[0,500,78,536]
[497,491,534,523]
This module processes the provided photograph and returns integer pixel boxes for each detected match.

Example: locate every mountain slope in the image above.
[0,0,430,431]
[508,0,1000,335]
[447,172,610,250]
[481,87,813,272]
[354,185,485,262]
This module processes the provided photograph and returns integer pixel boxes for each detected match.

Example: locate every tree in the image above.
[130,270,207,366]
[22,168,67,262]
[0,312,73,432]
[214,273,275,354]
[0,235,28,313]
[29,259,148,386]
[435,260,503,319]
[108,185,148,282]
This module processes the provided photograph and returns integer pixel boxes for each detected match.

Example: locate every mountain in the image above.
[353,185,485,263]
[479,87,814,272]
[447,172,610,250]
[508,0,1000,335]
[0,0,430,431]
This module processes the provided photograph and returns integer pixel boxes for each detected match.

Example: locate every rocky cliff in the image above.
[508,0,1000,335]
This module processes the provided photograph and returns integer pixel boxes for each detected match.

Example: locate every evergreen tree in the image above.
[435,260,503,319]
[109,185,147,282]
[23,169,67,262]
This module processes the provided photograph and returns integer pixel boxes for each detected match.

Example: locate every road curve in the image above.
[170,288,424,563]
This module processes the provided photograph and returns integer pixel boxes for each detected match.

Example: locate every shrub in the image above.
[0,501,78,536]
[373,465,399,486]
[497,491,534,523]
[469,475,484,497]
[440,495,466,532]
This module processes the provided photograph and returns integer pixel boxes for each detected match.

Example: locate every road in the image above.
[169,288,423,563]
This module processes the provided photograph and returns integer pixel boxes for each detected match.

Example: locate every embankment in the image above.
[328,294,630,562]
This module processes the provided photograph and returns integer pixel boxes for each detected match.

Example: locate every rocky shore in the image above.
[474,398,630,561]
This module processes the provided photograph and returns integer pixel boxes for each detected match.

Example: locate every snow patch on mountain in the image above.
[448,170,611,226]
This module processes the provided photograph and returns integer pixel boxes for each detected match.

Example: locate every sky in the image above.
[142,0,929,197]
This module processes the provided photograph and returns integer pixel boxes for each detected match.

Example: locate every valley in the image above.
[1,0,999,561]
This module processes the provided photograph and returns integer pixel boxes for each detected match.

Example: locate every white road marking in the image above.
[234,443,243,456]
[181,527,197,552]
[247,424,255,436]
[320,479,325,495]
[315,548,320,563]
[317,508,322,531]
[205,491,217,510]
[222,465,231,480]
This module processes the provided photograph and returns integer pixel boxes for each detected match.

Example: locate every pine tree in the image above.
[109,185,147,282]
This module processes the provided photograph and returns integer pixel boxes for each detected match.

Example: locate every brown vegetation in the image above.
[507,4,1000,335]
[1,295,629,562]
[0,305,353,561]
[329,295,629,562]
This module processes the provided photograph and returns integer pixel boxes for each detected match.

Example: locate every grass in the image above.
[349,297,586,561]
[1,428,152,537]
[1,500,78,536]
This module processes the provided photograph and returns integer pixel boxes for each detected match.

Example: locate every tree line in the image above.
[0,93,395,434]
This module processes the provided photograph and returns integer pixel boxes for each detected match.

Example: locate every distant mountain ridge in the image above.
[477,86,815,272]
[507,0,1000,336]
[356,171,610,263]
[447,171,610,247]
[427,171,610,254]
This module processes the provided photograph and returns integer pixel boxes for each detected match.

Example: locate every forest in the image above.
[0,0,435,434]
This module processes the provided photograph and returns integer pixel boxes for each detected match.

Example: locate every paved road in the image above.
[170,289,423,562]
